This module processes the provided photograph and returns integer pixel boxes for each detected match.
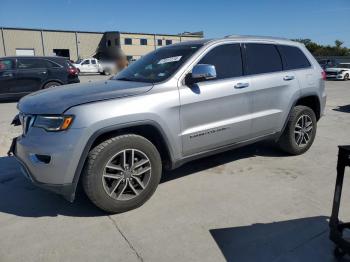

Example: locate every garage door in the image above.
[15,49,35,56]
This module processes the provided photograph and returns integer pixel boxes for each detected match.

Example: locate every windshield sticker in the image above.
[158,56,182,64]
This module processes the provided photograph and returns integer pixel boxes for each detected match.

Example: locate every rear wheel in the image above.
[82,134,162,213]
[43,81,61,89]
[278,105,317,155]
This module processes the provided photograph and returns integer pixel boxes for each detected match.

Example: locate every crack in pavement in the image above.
[107,216,144,262]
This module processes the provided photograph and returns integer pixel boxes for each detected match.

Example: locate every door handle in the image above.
[38,71,47,75]
[1,72,13,77]
[234,82,249,89]
[283,75,295,81]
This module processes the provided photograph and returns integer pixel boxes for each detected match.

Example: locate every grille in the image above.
[326,71,338,76]
[19,113,34,136]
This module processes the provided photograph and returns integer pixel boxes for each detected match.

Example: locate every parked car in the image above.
[318,59,339,70]
[325,63,350,80]
[73,58,115,75]
[0,56,79,100]
[10,36,326,213]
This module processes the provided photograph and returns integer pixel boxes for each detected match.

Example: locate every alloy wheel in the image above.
[102,149,152,201]
[294,114,313,147]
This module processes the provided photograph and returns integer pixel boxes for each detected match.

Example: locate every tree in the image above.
[292,38,350,56]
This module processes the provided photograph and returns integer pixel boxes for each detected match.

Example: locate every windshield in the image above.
[336,64,350,69]
[75,59,82,64]
[113,44,202,83]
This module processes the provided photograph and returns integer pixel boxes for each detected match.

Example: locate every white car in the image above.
[325,63,350,80]
[73,58,115,75]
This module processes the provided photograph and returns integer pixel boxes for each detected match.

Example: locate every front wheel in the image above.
[278,105,317,155]
[344,73,349,81]
[82,134,162,213]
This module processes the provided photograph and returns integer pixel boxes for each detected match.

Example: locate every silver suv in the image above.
[9,36,326,213]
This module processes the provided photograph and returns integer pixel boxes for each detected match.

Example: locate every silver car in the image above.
[9,36,326,213]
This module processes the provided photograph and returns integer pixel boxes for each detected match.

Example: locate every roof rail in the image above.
[224,34,290,41]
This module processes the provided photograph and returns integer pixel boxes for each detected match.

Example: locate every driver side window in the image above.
[198,44,243,80]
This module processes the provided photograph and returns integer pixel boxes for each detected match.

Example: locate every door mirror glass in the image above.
[192,64,217,81]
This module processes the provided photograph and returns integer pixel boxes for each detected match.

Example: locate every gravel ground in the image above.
[0,78,350,262]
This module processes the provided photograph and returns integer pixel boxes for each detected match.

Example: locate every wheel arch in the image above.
[295,95,321,121]
[70,121,175,200]
[277,94,321,141]
[41,79,64,89]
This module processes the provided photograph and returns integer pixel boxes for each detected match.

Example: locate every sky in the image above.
[1,0,349,47]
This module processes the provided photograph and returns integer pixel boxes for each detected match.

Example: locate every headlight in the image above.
[33,115,74,131]
[338,70,345,74]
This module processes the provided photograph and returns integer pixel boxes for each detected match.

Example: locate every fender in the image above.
[69,120,175,201]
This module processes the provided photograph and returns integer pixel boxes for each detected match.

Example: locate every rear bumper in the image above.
[68,77,80,84]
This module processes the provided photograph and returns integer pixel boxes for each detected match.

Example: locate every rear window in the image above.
[45,59,62,68]
[245,43,282,75]
[278,45,311,70]
[17,58,47,69]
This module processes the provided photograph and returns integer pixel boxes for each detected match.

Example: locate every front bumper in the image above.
[326,74,344,80]
[8,126,88,201]
[14,151,76,201]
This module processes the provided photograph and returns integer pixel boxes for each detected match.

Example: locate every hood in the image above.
[18,80,153,114]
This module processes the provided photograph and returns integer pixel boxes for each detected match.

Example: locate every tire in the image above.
[43,81,61,89]
[278,105,317,155]
[103,70,111,76]
[82,134,162,213]
[344,73,349,81]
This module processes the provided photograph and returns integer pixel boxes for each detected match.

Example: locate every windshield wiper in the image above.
[115,77,135,81]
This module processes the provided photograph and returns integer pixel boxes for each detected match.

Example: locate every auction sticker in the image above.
[158,56,182,64]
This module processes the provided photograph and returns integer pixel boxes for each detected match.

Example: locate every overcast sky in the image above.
[1,0,349,47]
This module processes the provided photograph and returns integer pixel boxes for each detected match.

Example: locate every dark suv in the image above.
[0,56,79,100]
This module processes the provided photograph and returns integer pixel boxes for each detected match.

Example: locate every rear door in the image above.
[90,59,99,73]
[179,43,253,156]
[243,43,300,137]
[0,58,16,97]
[15,58,48,93]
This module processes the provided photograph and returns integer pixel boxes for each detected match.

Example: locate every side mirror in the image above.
[192,64,217,81]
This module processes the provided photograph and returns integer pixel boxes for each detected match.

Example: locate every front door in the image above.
[179,43,253,156]
[80,59,91,73]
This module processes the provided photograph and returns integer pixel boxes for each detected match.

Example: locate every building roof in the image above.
[0,27,203,37]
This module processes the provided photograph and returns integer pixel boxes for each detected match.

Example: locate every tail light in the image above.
[321,70,326,80]
[68,66,78,76]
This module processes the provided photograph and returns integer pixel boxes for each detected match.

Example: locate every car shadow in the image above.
[161,141,287,183]
[0,156,105,218]
[0,142,286,218]
[333,105,350,113]
[210,216,346,262]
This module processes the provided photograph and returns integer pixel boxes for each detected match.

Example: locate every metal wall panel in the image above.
[42,31,77,60]
[76,32,103,59]
[3,29,43,56]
